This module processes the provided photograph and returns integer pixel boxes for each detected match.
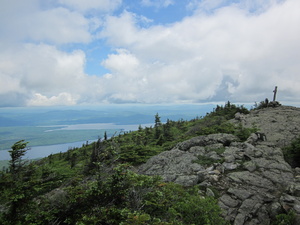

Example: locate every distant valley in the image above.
[0,104,215,151]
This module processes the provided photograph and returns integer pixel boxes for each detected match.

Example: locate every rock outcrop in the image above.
[138,106,300,224]
[232,105,300,147]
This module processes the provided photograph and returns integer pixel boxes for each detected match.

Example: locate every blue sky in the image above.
[0,0,299,107]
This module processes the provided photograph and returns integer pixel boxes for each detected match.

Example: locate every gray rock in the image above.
[176,133,238,151]
[138,148,205,185]
[269,202,283,218]
[225,154,235,163]
[220,194,240,208]
[223,162,238,170]
[227,188,253,200]
[239,198,260,214]
[261,169,294,187]
[188,146,206,156]
[175,175,199,186]
[231,106,300,148]
[228,171,274,190]
[288,184,300,197]
[280,194,296,203]
[246,133,259,145]
[138,106,300,224]
[243,161,257,172]
[206,188,215,197]
[236,112,246,121]
[294,204,300,214]
[234,213,246,225]
[206,151,222,160]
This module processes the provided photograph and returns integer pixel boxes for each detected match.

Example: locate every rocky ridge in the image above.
[138,105,300,224]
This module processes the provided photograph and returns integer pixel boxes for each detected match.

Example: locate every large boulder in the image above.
[231,105,300,147]
[139,133,238,186]
[138,148,204,186]
[138,134,300,224]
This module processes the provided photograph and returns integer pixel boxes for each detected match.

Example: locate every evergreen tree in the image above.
[8,140,28,176]
[70,153,77,168]
[163,119,173,141]
[154,113,162,127]
[154,113,162,139]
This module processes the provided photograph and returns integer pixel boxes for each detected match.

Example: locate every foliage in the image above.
[271,211,297,225]
[143,183,228,225]
[254,100,269,109]
[234,123,258,141]
[0,102,262,224]
[253,99,281,110]
[209,101,250,119]
[193,155,223,165]
[8,140,28,175]
[283,136,300,168]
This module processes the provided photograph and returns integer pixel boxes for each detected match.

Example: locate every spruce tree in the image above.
[8,140,28,176]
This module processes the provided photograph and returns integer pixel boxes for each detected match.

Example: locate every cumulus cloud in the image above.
[0,43,105,107]
[99,0,300,103]
[1,0,300,106]
[28,92,78,106]
[0,1,94,45]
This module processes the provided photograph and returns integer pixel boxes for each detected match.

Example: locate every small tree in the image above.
[154,113,162,139]
[104,131,108,141]
[8,140,28,176]
[154,113,162,127]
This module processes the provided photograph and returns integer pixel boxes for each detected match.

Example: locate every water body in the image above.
[42,123,154,132]
[0,103,220,160]
[0,123,154,160]
[0,140,93,160]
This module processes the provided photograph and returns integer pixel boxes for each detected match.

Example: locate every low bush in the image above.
[283,136,300,168]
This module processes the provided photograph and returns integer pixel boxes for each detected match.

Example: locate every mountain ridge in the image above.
[139,105,300,224]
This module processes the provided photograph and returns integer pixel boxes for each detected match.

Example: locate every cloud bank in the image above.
[0,0,299,106]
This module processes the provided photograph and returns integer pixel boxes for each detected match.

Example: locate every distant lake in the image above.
[0,103,222,160]
[0,122,153,160]
[41,123,154,132]
[0,140,93,160]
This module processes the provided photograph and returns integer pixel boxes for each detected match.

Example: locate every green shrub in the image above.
[193,155,223,165]
[283,136,300,168]
[271,211,296,225]
[143,183,228,224]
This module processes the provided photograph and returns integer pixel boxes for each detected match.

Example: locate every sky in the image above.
[0,0,300,107]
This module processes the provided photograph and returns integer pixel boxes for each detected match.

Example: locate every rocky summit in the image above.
[138,105,300,225]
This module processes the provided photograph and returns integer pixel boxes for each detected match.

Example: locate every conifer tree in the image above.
[154,113,162,139]
[8,140,28,176]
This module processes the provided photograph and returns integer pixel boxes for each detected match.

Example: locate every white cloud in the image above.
[99,0,300,103]
[0,43,106,106]
[101,49,140,75]
[0,0,97,44]
[14,44,87,93]
[28,7,92,44]
[28,92,78,106]
[1,0,300,106]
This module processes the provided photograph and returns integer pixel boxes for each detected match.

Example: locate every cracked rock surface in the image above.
[139,106,300,224]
